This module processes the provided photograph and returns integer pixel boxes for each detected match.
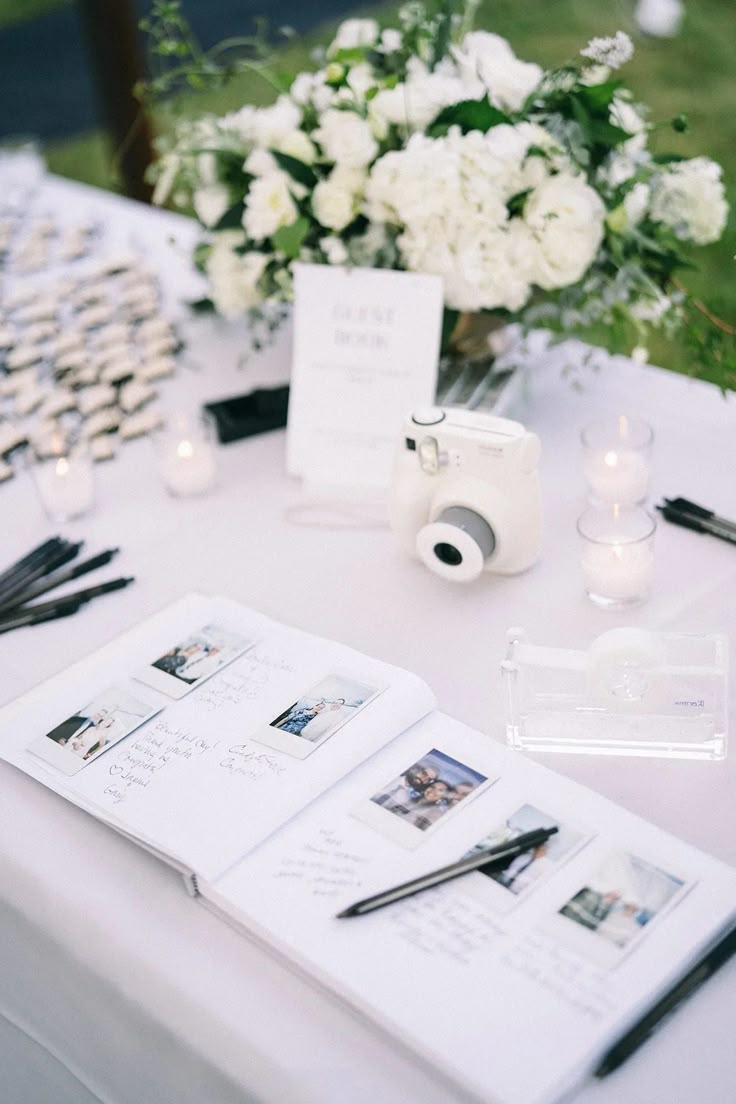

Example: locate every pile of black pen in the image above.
[0,537,134,635]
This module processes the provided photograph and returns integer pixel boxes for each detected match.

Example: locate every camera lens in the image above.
[433,542,463,567]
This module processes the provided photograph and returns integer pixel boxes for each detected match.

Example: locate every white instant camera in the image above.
[390,407,542,582]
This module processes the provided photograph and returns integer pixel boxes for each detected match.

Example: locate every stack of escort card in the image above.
[0,251,182,483]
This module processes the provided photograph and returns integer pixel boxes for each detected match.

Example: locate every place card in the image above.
[287,263,443,490]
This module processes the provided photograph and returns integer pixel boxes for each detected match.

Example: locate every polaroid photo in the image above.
[253,674,382,760]
[550,851,687,969]
[135,623,254,699]
[460,803,589,913]
[28,684,162,776]
[354,748,490,850]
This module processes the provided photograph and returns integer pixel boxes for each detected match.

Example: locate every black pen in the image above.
[0,540,83,606]
[0,576,135,633]
[337,826,558,918]
[0,536,64,589]
[595,922,736,1077]
[656,505,736,546]
[664,497,736,536]
[0,601,85,636]
[0,548,120,612]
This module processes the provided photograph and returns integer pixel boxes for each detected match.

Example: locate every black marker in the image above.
[595,923,736,1077]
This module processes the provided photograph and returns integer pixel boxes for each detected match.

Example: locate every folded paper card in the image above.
[287,263,443,490]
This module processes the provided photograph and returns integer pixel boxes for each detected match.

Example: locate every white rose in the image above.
[379,29,402,53]
[524,172,605,289]
[250,96,302,147]
[193,184,231,228]
[346,63,376,99]
[329,18,379,53]
[277,130,317,164]
[244,148,277,177]
[650,157,729,244]
[205,232,268,317]
[320,235,349,265]
[314,108,378,168]
[312,166,365,231]
[370,57,479,133]
[454,31,542,111]
[242,172,298,241]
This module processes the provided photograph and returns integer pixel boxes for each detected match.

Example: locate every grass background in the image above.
[4,0,735,382]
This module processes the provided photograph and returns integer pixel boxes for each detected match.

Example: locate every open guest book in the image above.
[1,594,734,1104]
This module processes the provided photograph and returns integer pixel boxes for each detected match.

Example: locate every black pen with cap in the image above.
[337,825,558,918]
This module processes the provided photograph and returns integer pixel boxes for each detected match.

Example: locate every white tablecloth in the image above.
[1,177,735,1104]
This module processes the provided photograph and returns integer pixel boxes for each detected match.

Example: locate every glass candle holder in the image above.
[33,440,95,522]
[157,410,218,498]
[577,505,656,609]
[581,415,653,505]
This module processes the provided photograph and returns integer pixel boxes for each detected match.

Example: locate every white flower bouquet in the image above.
[144,1,733,378]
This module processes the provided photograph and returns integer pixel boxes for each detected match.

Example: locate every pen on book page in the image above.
[337,826,558,918]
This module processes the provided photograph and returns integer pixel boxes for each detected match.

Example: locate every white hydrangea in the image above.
[205,232,268,317]
[523,172,606,289]
[312,166,366,231]
[314,108,378,168]
[242,172,298,240]
[580,31,634,70]
[367,130,536,312]
[453,31,543,111]
[649,157,729,244]
[328,18,379,54]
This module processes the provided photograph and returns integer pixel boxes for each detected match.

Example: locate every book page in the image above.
[0,595,435,883]
[207,713,736,1104]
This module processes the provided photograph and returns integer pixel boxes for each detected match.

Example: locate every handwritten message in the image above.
[502,932,612,1022]
[384,888,507,965]
[272,826,370,898]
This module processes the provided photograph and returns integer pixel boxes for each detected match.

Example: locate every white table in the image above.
[1,177,735,1104]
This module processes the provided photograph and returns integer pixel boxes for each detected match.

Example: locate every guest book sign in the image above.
[287,263,443,489]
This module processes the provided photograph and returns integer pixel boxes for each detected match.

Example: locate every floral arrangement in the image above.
[144,0,733,378]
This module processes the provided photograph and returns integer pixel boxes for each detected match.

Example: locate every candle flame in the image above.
[55,457,70,476]
[618,414,629,439]
[177,439,195,460]
[604,450,619,468]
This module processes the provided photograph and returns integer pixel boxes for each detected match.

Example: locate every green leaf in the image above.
[428,98,511,137]
[272,216,310,259]
[214,203,245,231]
[652,152,688,164]
[577,80,622,111]
[271,151,318,189]
[507,188,532,217]
[188,296,216,313]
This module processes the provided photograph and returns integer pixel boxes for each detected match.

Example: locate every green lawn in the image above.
[35,0,736,381]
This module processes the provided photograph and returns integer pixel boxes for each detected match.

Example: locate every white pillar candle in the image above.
[160,435,217,497]
[581,416,653,506]
[35,453,95,520]
[577,505,656,609]
[581,537,654,602]
[583,448,650,505]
